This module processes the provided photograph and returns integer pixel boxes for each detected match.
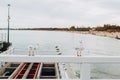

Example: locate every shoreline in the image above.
[68,31,120,40]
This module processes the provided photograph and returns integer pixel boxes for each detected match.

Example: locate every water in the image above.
[10,30,77,55]
[1,30,120,79]
[7,30,120,56]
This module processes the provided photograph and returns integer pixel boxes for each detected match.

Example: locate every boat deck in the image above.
[0,62,60,79]
[1,51,120,80]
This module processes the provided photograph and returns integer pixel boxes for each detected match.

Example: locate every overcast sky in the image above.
[0,0,120,28]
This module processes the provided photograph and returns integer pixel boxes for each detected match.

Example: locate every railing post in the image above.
[80,63,90,80]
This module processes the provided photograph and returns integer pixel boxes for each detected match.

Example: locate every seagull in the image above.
[55,46,58,48]
[57,53,62,55]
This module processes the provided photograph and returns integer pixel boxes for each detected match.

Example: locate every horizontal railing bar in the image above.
[0,55,120,63]
[0,79,120,80]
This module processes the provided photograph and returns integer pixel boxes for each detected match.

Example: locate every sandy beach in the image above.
[69,31,120,39]
[90,31,120,39]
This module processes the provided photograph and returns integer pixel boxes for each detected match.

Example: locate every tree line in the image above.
[0,24,120,32]
[95,24,120,32]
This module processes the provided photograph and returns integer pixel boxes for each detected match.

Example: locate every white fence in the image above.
[0,33,6,42]
[0,54,120,80]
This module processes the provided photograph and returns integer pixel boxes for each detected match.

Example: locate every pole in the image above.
[80,64,90,80]
[7,4,10,43]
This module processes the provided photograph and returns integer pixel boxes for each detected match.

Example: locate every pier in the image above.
[0,46,120,80]
[0,54,120,80]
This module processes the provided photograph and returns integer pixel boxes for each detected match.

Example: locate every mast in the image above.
[7,4,10,43]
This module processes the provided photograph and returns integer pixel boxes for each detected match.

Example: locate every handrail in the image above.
[0,55,120,63]
[0,55,120,80]
[0,47,14,55]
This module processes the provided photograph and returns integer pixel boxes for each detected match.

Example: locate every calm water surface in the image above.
[8,30,120,56]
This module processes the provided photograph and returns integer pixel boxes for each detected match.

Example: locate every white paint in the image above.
[0,55,120,63]
[65,71,69,79]
[0,55,120,80]
[80,64,90,80]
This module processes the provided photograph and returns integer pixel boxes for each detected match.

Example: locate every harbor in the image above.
[1,0,120,79]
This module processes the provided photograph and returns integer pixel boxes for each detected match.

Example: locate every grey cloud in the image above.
[0,0,120,28]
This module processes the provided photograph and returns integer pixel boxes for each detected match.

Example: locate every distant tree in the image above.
[70,26,76,31]
[95,24,120,32]
[76,27,91,31]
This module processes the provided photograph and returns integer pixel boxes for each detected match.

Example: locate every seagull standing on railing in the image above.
[55,46,62,55]
[76,41,84,56]
[28,45,33,56]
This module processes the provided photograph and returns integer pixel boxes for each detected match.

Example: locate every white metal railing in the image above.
[0,33,6,42]
[1,47,14,55]
[0,47,14,68]
[1,55,120,80]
